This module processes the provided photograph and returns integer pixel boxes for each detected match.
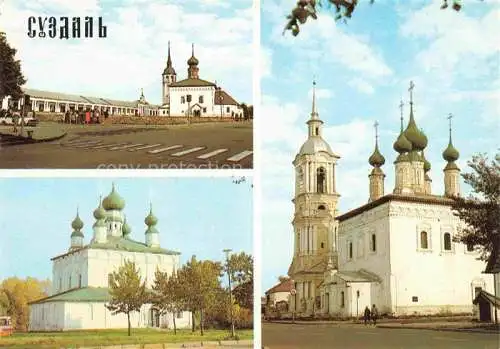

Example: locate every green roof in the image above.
[29,287,110,304]
[51,236,180,261]
[169,78,216,87]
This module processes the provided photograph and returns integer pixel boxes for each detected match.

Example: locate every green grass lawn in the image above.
[0,328,253,348]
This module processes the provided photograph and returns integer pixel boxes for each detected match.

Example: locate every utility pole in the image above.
[223,248,235,338]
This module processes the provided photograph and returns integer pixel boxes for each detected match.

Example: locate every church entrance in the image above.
[149,309,160,328]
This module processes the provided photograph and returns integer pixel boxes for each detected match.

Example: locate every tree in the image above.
[106,260,147,336]
[177,256,223,336]
[0,277,50,331]
[227,252,253,310]
[284,0,483,36]
[152,269,184,334]
[452,153,500,262]
[0,33,26,100]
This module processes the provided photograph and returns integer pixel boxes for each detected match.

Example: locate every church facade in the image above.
[160,43,243,118]
[29,185,191,331]
[287,82,493,318]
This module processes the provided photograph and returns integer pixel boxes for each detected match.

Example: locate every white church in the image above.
[160,43,243,118]
[29,185,191,331]
[286,81,494,318]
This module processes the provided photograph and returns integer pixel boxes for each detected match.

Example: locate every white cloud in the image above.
[260,46,272,78]
[1,0,253,103]
[400,2,500,78]
[308,87,334,99]
[348,77,374,94]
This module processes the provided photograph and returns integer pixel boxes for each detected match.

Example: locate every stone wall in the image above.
[34,112,239,125]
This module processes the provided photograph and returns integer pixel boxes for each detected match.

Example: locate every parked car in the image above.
[0,316,13,336]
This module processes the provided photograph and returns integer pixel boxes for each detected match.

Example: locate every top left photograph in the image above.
[0,0,253,169]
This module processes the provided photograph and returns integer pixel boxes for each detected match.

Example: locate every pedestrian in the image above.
[371,304,378,326]
[363,306,371,326]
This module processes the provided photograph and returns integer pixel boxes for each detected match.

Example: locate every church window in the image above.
[59,278,62,291]
[443,233,452,251]
[297,233,301,252]
[318,205,326,210]
[348,241,353,260]
[315,127,319,136]
[203,108,207,113]
[412,296,418,302]
[317,167,326,193]
[177,311,183,319]
[321,242,324,248]
[466,243,474,252]
[78,274,82,288]
[340,291,345,308]
[371,234,376,252]
[199,96,204,103]
[181,96,185,104]
[69,276,72,289]
[226,107,230,113]
[420,231,429,249]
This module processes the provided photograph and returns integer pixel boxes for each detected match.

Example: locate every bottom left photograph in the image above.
[0,177,253,348]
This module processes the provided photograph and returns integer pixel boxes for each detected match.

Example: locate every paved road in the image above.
[262,322,499,349]
[0,122,253,169]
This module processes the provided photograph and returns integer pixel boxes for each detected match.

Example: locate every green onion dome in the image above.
[422,151,431,172]
[423,156,431,172]
[71,212,84,231]
[122,217,132,237]
[145,205,158,227]
[442,141,459,162]
[404,112,427,151]
[187,55,199,66]
[393,131,412,154]
[368,143,385,167]
[93,198,106,220]
[102,184,125,211]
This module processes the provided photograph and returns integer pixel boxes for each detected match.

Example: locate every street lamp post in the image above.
[218,88,224,120]
[186,94,192,125]
[223,248,235,338]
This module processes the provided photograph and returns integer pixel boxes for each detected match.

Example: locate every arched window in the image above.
[318,205,326,210]
[340,291,345,308]
[348,241,353,259]
[420,231,428,249]
[371,234,377,252]
[443,233,452,251]
[317,167,326,193]
[315,127,319,136]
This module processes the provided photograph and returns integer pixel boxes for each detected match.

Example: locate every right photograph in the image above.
[261,1,499,348]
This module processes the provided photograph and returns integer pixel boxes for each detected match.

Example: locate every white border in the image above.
[252,0,261,348]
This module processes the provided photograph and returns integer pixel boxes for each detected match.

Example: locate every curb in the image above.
[377,325,499,334]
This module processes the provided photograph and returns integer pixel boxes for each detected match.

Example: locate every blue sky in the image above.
[0,0,252,104]
[0,177,253,281]
[261,0,499,293]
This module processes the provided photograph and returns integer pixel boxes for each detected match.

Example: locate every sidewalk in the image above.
[75,340,253,349]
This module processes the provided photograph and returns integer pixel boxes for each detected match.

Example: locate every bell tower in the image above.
[288,81,340,316]
[162,41,176,106]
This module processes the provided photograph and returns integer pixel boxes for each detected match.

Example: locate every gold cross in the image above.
[374,121,379,142]
[409,81,415,103]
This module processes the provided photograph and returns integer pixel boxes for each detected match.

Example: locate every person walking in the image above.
[371,304,378,326]
[363,306,371,326]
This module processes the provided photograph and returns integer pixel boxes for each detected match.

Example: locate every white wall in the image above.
[52,250,89,295]
[337,202,393,312]
[86,249,179,289]
[30,302,191,331]
[388,200,494,315]
[169,86,215,117]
